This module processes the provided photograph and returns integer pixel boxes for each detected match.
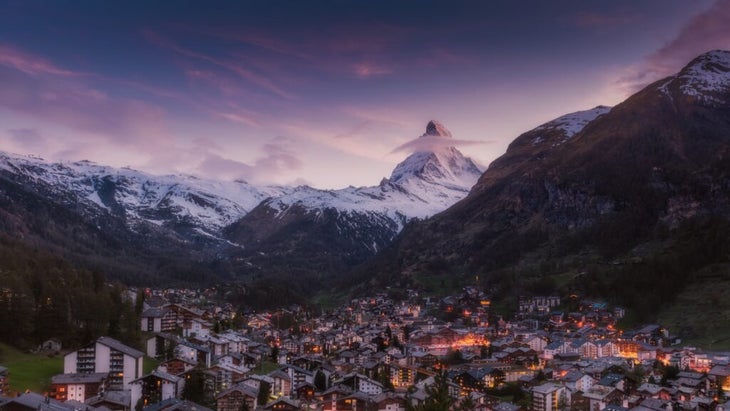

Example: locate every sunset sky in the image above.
[1,0,729,188]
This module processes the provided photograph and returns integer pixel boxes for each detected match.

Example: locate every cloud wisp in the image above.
[616,0,730,93]
[390,135,489,155]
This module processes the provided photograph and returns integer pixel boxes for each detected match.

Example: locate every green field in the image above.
[0,343,63,395]
[658,265,730,351]
[252,360,281,375]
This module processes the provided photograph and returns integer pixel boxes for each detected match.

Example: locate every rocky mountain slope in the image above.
[363,50,730,329]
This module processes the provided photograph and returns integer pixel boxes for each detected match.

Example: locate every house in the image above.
[0,392,81,411]
[64,336,144,391]
[48,372,107,402]
[158,357,197,376]
[141,307,176,333]
[262,397,300,411]
[216,383,259,411]
[373,392,407,411]
[143,398,215,411]
[321,385,354,411]
[560,370,595,393]
[86,390,133,411]
[531,382,570,411]
[130,370,182,410]
[582,385,627,411]
[335,373,384,395]
[269,369,293,398]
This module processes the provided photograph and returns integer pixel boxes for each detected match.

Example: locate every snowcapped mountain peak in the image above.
[672,49,730,104]
[424,120,452,138]
[389,122,482,190]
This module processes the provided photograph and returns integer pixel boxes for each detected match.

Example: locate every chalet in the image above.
[158,357,197,376]
[216,383,259,411]
[209,363,248,393]
[64,336,144,391]
[335,373,384,395]
[269,369,293,398]
[86,390,132,411]
[0,392,82,411]
[531,383,570,411]
[336,392,370,411]
[709,365,730,392]
[559,370,594,393]
[130,370,182,409]
[143,398,215,411]
[263,397,300,411]
[49,372,107,402]
[141,307,176,333]
[373,392,407,411]
[294,382,317,400]
[321,385,354,411]
[582,385,627,411]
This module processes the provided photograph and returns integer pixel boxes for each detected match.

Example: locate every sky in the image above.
[1,0,729,189]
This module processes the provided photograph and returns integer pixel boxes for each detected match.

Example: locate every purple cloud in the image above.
[195,136,302,183]
[617,0,730,92]
[7,128,46,151]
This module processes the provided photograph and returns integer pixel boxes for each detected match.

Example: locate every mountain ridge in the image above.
[359,50,730,328]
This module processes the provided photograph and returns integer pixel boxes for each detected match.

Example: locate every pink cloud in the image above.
[0,44,87,77]
[199,23,469,80]
[143,30,295,100]
[617,0,730,92]
[195,136,302,183]
[0,50,173,157]
[352,62,393,78]
[7,128,46,151]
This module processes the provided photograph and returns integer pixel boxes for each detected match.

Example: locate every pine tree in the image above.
[314,370,327,391]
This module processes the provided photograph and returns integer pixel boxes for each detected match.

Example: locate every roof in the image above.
[263,397,300,409]
[144,398,215,411]
[51,372,108,384]
[141,307,170,318]
[97,336,144,358]
[532,382,562,394]
[216,384,258,399]
[132,370,181,384]
[86,390,131,407]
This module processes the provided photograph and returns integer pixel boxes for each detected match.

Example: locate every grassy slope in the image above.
[658,263,730,350]
[0,343,63,395]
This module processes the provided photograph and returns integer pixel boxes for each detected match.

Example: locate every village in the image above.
[1,286,729,411]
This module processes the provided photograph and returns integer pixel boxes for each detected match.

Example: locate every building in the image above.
[216,384,259,411]
[531,382,570,411]
[130,370,182,409]
[49,372,107,402]
[141,307,177,333]
[64,336,144,390]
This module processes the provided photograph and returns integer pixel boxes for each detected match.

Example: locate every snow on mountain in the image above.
[0,152,286,232]
[658,50,730,105]
[264,121,483,227]
[0,122,482,245]
[532,106,611,146]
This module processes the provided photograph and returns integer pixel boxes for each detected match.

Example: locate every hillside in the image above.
[358,50,730,334]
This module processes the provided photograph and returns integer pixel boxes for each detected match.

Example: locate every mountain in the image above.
[0,121,481,291]
[222,121,482,287]
[365,50,730,331]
